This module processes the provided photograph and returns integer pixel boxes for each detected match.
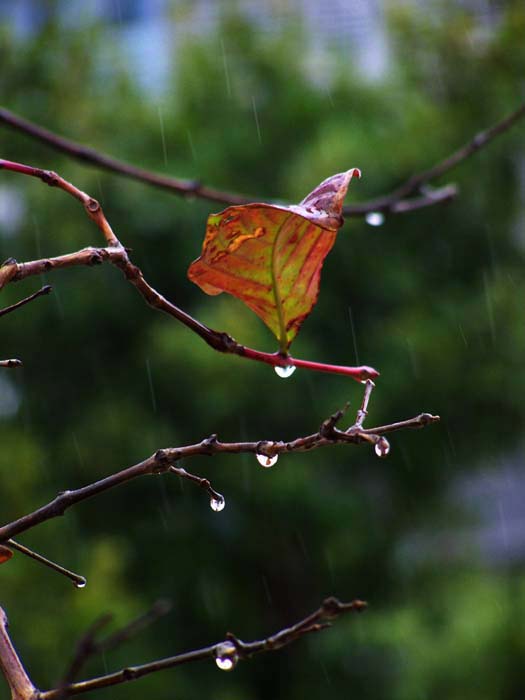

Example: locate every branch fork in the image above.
[0,158,378,382]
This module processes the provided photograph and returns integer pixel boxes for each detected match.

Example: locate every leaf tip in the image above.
[299,168,361,229]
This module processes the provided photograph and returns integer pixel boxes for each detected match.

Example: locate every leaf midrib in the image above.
[271,215,291,353]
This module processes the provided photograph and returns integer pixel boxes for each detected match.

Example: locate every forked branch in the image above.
[0,159,378,382]
[0,598,364,699]
[0,597,364,699]
[0,403,439,544]
[58,600,173,690]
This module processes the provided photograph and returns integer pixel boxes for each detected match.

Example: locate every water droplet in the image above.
[365,211,385,227]
[210,494,225,512]
[374,437,390,458]
[214,642,238,671]
[274,364,296,378]
[74,577,87,589]
[256,452,278,468]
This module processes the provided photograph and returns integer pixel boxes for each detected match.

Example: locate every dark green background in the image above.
[1,2,525,699]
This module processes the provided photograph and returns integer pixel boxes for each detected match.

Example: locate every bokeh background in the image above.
[1,2,525,699]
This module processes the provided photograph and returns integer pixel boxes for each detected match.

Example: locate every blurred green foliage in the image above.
[1,2,525,699]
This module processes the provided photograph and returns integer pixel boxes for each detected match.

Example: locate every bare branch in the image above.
[37,597,366,699]
[59,600,172,689]
[0,608,38,700]
[95,600,172,655]
[354,379,375,429]
[59,615,113,691]
[0,285,52,319]
[1,104,523,217]
[5,540,86,588]
[0,272,26,370]
[0,107,250,207]
[0,159,378,382]
[0,409,439,544]
[361,412,439,434]
[385,102,525,202]
[346,183,458,215]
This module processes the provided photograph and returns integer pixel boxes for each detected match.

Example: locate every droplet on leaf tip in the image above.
[210,494,226,512]
[74,577,87,589]
[274,365,296,378]
[256,452,278,468]
[365,211,385,227]
[374,437,390,458]
[214,642,238,671]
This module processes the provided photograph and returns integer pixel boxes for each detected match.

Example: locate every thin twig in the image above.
[1,104,524,216]
[0,285,52,319]
[353,379,375,429]
[59,600,172,689]
[361,412,438,434]
[37,597,366,699]
[319,403,350,438]
[386,102,525,202]
[6,540,86,588]
[58,615,113,692]
[170,466,225,510]
[0,159,378,382]
[96,600,173,655]
[0,410,439,544]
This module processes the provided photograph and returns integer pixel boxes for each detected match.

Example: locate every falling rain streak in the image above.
[220,39,231,97]
[252,96,262,144]
[187,130,197,162]
[145,358,157,412]
[348,306,359,366]
[483,270,496,342]
[157,106,168,167]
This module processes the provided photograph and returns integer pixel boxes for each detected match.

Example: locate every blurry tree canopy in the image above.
[1,2,525,699]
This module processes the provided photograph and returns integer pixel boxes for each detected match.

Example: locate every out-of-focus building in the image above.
[0,0,504,95]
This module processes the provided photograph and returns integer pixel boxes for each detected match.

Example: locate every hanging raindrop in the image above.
[256,452,279,468]
[210,494,226,512]
[365,211,385,227]
[374,437,390,457]
[74,577,87,589]
[274,364,296,378]
[214,642,238,671]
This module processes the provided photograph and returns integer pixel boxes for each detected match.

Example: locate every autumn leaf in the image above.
[188,169,361,352]
[0,545,13,564]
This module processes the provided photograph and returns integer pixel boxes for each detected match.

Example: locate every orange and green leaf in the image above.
[188,169,361,352]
